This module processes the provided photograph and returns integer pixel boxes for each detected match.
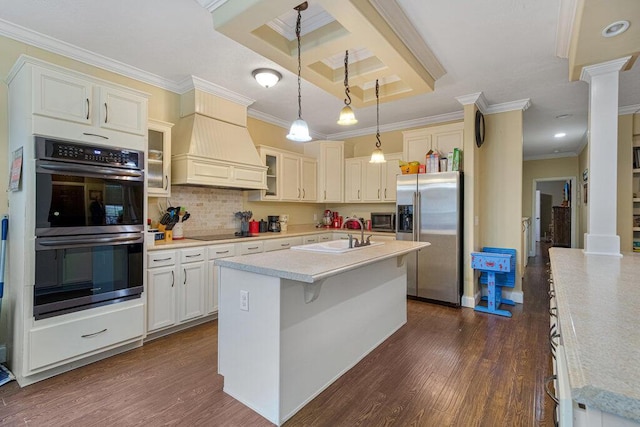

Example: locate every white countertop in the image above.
[549,248,640,422]
[148,226,396,251]
[215,240,430,283]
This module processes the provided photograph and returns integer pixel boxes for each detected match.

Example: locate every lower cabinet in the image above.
[207,243,237,315]
[264,236,303,252]
[179,247,206,322]
[28,301,144,372]
[147,250,178,332]
[146,247,206,333]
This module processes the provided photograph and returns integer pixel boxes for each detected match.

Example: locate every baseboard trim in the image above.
[461,292,481,308]
[144,313,217,343]
[479,288,524,304]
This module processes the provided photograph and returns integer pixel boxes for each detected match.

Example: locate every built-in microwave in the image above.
[370,212,396,232]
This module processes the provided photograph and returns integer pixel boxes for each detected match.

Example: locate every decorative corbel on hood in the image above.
[172,85,267,190]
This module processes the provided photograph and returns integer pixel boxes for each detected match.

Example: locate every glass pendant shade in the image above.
[370,147,386,163]
[337,105,358,125]
[286,118,312,142]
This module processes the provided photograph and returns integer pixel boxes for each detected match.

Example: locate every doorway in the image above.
[530,177,577,257]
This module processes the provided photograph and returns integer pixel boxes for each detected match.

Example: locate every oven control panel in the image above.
[37,138,142,169]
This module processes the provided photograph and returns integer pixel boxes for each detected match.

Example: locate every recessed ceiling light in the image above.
[602,20,630,38]
[554,149,560,153]
[555,114,572,119]
[554,132,566,138]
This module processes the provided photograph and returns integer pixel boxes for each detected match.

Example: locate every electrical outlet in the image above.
[240,290,249,311]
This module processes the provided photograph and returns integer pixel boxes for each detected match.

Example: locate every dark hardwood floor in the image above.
[0,244,553,426]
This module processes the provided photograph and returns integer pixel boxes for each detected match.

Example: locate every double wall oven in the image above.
[34,137,145,319]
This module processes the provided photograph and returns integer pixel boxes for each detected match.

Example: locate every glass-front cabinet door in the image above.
[147,119,173,197]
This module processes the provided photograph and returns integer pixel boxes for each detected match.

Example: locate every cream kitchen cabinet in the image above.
[207,243,237,315]
[250,146,317,202]
[32,64,148,137]
[147,250,178,332]
[179,247,206,322]
[403,122,464,164]
[147,119,174,197]
[146,247,206,333]
[282,153,317,202]
[264,236,303,252]
[347,153,403,203]
[238,240,264,255]
[345,158,363,202]
[304,140,344,202]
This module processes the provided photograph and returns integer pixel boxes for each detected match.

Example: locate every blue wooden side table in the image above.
[471,248,516,317]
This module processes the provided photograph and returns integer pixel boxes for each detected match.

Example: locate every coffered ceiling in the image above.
[0,0,638,160]
[209,0,445,107]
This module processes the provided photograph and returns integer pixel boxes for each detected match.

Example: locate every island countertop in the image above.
[215,240,430,283]
[549,248,640,422]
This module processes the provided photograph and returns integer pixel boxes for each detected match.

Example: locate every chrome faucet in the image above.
[343,217,371,248]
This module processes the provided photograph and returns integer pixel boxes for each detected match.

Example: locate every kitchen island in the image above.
[549,248,640,425]
[215,240,429,426]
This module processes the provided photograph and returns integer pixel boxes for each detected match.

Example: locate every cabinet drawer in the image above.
[303,236,319,244]
[208,243,236,259]
[264,237,303,252]
[148,250,176,268]
[239,241,264,255]
[181,247,205,264]
[29,303,144,371]
[318,233,332,242]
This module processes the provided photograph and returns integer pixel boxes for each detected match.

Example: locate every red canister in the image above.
[249,220,259,234]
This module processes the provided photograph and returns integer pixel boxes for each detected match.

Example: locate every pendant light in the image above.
[370,79,386,163]
[286,2,312,142]
[337,50,357,125]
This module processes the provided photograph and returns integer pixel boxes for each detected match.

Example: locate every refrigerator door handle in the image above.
[413,191,419,241]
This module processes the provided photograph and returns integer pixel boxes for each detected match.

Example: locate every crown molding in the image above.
[369,0,446,80]
[524,151,579,161]
[580,56,632,83]
[455,92,489,113]
[327,111,464,140]
[0,18,181,93]
[177,75,255,107]
[248,109,329,140]
[195,0,228,13]
[619,104,640,115]
[486,98,531,114]
[266,8,336,41]
[555,0,578,59]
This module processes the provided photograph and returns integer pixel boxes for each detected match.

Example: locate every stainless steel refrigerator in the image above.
[396,172,463,305]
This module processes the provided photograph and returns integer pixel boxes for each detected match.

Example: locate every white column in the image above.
[580,57,631,256]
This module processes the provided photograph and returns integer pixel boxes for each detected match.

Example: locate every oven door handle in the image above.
[38,162,143,178]
[37,234,144,247]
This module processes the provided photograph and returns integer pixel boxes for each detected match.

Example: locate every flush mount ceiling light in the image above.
[370,79,386,164]
[602,20,630,38]
[337,50,357,125]
[554,132,567,138]
[252,68,282,88]
[286,2,312,142]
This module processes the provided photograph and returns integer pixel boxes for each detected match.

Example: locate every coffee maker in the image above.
[268,215,281,232]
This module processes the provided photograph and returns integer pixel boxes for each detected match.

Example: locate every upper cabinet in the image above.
[98,87,148,135]
[403,122,464,163]
[147,119,174,197]
[249,146,317,202]
[304,141,344,203]
[10,56,149,151]
[346,153,403,203]
[33,65,148,137]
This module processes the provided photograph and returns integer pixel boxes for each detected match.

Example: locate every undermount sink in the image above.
[291,239,384,254]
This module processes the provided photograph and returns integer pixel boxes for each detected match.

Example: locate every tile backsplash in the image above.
[149,186,243,235]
